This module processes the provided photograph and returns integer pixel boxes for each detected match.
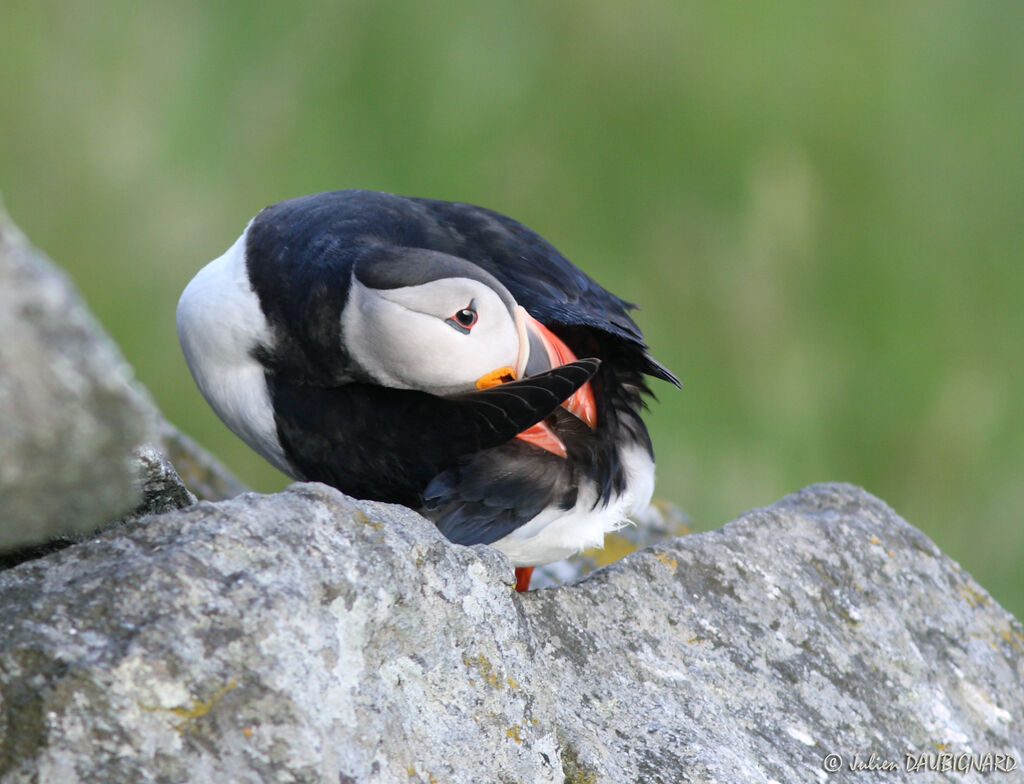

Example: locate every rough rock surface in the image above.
[1,482,1020,784]
[129,444,198,518]
[0,206,245,556]
[0,207,154,549]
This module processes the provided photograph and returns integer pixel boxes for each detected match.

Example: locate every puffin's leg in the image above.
[514,566,534,593]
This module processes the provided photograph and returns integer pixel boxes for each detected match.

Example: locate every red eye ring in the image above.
[445,299,478,334]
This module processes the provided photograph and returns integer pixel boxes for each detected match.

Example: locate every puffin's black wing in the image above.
[268,359,599,507]
[423,402,621,546]
[424,440,576,546]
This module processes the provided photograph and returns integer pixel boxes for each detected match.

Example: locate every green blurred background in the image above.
[2,2,1021,617]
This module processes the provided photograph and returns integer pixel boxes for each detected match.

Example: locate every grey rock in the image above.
[0,206,154,550]
[1,482,1021,784]
[128,443,198,518]
[536,483,1024,782]
[0,207,245,556]
[0,445,201,570]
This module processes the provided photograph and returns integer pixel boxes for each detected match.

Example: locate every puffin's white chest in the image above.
[176,227,293,477]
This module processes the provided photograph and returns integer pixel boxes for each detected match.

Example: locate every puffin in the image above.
[176,190,679,591]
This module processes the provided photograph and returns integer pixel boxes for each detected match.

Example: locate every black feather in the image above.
[269,360,599,507]
[424,441,575,545]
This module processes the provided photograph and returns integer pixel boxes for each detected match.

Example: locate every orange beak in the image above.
[475,307,597,458]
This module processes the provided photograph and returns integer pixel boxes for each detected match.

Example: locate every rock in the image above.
[535,484,1024,782]
[1,482,1020,784]
[0,205,154,550]
[0,206,245,557]
[128,443,198,518]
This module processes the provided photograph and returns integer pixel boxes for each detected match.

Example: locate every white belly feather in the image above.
[176,226,294,477]
[489,444,655,566]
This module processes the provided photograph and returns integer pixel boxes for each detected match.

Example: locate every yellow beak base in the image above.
[475,366,517,390]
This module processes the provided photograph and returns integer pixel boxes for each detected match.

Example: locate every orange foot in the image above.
[514,566,534,593]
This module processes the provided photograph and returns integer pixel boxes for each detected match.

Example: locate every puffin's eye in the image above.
[445,300,478,334]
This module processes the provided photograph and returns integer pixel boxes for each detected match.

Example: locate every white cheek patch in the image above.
[343,280,435,390]
[342,277,520,395]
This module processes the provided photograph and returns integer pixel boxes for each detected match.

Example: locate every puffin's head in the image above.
[342,248,562,396]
